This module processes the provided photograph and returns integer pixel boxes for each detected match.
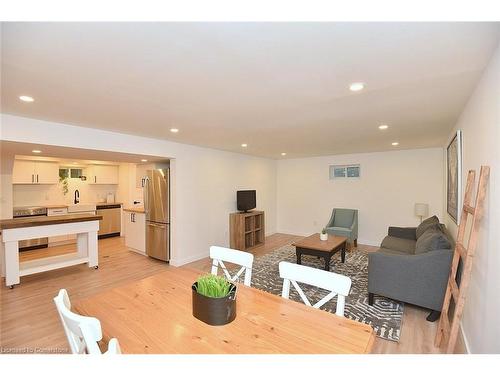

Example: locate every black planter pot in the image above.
[192,282,237,326]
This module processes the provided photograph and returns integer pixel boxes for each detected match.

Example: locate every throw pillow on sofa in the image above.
[415,226,452,254]
[416,215,440,238]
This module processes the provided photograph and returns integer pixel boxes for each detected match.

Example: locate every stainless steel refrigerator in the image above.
[144,168,170,261]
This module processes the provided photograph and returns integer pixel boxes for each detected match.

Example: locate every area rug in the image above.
[250,244,404,342]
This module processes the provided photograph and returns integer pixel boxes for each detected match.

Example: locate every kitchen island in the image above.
[0,213,102,288]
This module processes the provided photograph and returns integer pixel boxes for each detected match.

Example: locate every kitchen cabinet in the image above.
[124,211,146,254]
[87,165,119,185]
[135,162,170,188]
[12,160,59,184]
[136,164,148,188]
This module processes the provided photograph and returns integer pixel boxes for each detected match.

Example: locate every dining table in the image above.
[73,266,375,354]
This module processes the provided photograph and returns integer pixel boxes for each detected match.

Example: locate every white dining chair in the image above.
[80,322,121,354]
[53,289,121,354]
[278,261,352,317]
[209,246,254,286]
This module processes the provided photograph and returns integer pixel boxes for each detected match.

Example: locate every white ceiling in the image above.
[1,22,499,158]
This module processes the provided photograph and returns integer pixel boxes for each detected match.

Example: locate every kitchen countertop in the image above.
[123,206,145,213]
[43,202,122,209]
[45,205,70,209]
[0,213,103,231]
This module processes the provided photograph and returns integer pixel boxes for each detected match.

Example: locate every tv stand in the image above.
[229,211,265,251]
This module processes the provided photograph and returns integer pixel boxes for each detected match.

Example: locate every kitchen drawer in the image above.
[47,207,68,216]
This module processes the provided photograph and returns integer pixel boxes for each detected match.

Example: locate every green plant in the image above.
[321,228,327,235]
[194,274,235,298]
[59,176,69,196]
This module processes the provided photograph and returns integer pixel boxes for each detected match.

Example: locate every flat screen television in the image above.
[237,190,256,212]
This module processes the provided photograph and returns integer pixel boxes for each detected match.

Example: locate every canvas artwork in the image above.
[447,130,462,223]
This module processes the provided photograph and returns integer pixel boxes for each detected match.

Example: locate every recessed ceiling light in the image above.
[241,143,248,148]
[170,128,179,133]
[72,162,78,165]
[19,95,34,102]
[32,150,42,153]
[392,142,399,146]
[378,124,389,130]
[349,82,365,92]
[281,152,287,156]
[141,159,148,162]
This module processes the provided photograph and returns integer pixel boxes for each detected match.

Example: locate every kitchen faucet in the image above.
[74,190,80,204]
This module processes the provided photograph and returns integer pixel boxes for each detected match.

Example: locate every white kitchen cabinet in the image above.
[136,164,148,188]
[87,165,119,185]
[124,211,146,254]
[12,160,59,184]
[135,162,170,188]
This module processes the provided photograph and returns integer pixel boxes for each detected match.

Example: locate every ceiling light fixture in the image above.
[281,152,287,156]
[241,143,248,148]
[32,149,42,153]
[19,95,35,102]
[392,142,399,146]
[170,128,179,133]
[349,82,365,92]
[141,159,148,162]
[378,124,389,130]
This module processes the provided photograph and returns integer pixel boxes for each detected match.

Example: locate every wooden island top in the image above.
[0,213,102,231]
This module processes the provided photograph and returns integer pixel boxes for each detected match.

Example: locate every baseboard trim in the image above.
[169,251,208,267]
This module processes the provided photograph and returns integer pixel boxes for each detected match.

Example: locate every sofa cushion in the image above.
[377,247,414,256]
[415,228,452,254]
[416,215,440,238]
[380,235,416,254]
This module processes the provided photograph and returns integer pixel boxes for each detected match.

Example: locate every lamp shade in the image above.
[414,203,429,217]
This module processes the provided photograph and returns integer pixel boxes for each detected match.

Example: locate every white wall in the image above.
[0,114,278,266]
[277,148,444,245]
[443,44,500,353]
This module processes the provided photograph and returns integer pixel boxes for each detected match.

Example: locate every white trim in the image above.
[169,250,208,267]
[460,322,471,354]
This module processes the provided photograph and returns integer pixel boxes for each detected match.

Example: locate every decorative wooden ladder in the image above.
[435,166,490,353]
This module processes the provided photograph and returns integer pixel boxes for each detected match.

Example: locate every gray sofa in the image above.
[368,216,454,321]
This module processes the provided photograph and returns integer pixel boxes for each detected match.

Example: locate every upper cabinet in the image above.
[135,163,148,188]
[135,162,170,188]
[87,165,119,185]
[12,160,59,184]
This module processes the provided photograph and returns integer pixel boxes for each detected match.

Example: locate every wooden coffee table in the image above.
[292,233,347,271]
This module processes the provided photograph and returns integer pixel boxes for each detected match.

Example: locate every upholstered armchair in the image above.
[325,208,358,246]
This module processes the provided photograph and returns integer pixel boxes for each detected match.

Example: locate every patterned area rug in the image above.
[250,244,404,341]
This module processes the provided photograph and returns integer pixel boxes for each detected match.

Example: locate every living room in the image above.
[1,1,499,372]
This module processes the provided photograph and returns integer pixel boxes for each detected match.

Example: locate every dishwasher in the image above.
[96,204,121,239]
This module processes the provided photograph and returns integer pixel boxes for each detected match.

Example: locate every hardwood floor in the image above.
[0,234,464,354]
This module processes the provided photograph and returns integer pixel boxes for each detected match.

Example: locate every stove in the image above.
[13,206,47,218]
[13,206,48,250]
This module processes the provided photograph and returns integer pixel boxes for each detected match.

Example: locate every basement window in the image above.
[329,164,360,179]
[59,168,84,179]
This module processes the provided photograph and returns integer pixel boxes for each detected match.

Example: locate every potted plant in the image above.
[192,274,237,326]
[320,228,328,241]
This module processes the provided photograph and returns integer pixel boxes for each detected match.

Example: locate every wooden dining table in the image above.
[73,267,375,354]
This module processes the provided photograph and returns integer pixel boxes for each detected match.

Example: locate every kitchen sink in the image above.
[67,203,96,213]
